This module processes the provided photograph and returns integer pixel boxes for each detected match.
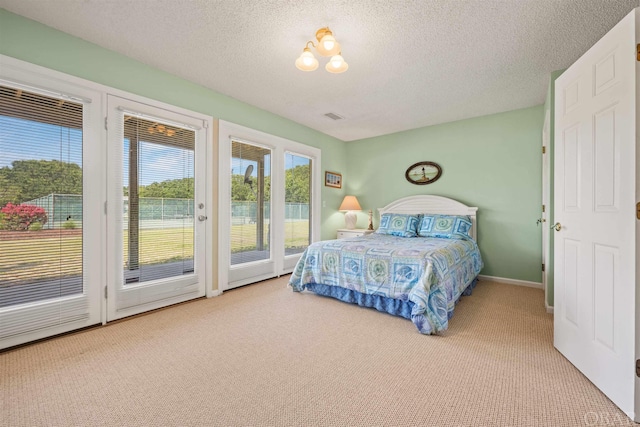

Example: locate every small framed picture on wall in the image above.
[325,171,342,188]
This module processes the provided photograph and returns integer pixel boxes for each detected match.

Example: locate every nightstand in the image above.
[336,228,374,239]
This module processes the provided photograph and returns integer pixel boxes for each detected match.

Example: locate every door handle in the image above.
[551,222,561,231]
[198,215,208,221]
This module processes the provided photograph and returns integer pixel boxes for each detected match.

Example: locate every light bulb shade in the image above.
[339,195,361,211]
[326,54,349,74]
[316,36,340,56]
[315,27,341,56]
[295,49,318,71]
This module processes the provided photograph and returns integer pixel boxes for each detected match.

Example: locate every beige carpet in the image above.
[0,277,634,427]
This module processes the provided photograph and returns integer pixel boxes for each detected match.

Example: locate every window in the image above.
[122,115,196,283]
[219,121,321,290]
[0,70,102,349]
[0,85,84,306]
[284,152,311,256]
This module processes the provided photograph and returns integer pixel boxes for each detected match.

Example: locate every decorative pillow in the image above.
[418,214,473,240]
[376,213,421,237]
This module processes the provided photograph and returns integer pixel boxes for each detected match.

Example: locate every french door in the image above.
[106,95,207,320]
[218,121,320,290]
[0,74,102,349]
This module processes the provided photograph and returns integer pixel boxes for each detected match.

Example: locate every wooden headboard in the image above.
[378,195,478,241]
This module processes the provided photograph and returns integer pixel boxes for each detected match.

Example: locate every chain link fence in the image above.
[26,194,309,229]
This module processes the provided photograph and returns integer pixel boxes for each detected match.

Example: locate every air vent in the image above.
[324,112,344,121]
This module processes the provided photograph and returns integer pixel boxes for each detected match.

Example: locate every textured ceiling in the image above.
[0,0,637,141]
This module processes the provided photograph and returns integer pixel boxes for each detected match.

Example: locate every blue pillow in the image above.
[418,214,473,240]
[376,213,421,237]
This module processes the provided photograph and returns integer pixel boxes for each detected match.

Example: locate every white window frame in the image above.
[0,57,104,348]
[218,120,321,290]
[0,55,215,348]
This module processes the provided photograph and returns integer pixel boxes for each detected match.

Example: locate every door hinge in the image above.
[542,146,546,154]
[104,286,108,299]
[636,359,640,377]
[637,202,640,220]
[542,263,545,272]
[637,44,640,61]
[542,204,546,213]
[104,117,108,130]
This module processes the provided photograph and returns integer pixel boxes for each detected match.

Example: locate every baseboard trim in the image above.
[208,289,223,298]
[545,303,554,314]
[478,275,543,289]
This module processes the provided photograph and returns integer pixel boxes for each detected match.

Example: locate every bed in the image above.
[289,195,483,334]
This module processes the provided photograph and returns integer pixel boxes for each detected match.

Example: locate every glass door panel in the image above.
[122,117,195,284]
[284,152,311,256]
[230,140,271,265]
[0,87,83,306]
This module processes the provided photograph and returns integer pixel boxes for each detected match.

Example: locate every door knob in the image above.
[551,222,561,231]
[198,215,208,221]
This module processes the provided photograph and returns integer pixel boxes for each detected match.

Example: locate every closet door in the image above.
[553,8,638,420]
[106,95,207,320]
[0,79,102,349]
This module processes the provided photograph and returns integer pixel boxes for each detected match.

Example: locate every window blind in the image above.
[0,84,87,338]
[121,115,195,284]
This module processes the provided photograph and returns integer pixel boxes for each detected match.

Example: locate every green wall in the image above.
[0,8,548,285]
[346,105,545,283]
[0,9,347,240]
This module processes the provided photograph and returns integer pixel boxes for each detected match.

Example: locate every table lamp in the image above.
[339,195,361,230]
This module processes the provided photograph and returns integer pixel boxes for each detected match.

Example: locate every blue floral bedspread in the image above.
[289,233,483,334]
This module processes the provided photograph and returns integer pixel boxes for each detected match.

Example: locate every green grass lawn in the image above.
[0,221,310,285]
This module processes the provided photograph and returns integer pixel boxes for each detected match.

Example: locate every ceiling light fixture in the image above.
[296,27,349,74]
[147,123,176,136]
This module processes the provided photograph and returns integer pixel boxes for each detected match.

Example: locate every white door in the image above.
[106,95,207,320]
[0,75,102,350]
[554,8,637,421]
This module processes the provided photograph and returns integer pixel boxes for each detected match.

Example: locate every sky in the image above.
[0,115,82,168]
[1,115,193,186]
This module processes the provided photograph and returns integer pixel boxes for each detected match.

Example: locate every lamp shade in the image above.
[339,195,361,211]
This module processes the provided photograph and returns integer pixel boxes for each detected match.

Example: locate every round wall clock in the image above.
[405,161,442,185]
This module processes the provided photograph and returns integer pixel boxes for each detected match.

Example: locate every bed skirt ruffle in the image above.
[300,277,478,334]
[304,282,415,319]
